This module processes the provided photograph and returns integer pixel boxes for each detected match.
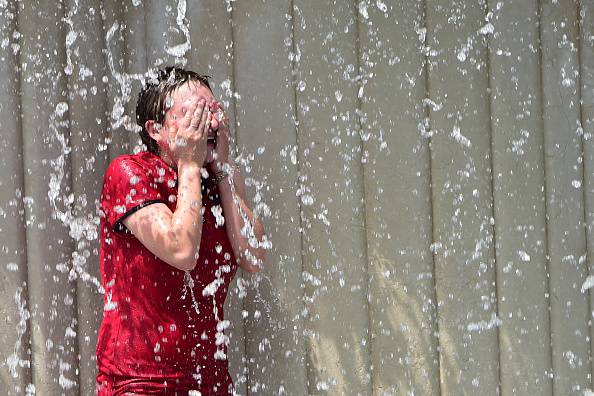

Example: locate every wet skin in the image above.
[152,80,231,170]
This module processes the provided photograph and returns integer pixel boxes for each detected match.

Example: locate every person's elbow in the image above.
[172,247,198,271]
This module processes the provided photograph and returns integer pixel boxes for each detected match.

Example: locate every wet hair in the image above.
[136,66,212,155]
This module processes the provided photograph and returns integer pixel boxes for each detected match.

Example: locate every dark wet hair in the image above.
[136,66,212,155]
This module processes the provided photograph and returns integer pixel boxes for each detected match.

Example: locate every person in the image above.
[95,66,267,395]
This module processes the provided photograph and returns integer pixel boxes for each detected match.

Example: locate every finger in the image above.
[189,99,206,129]
[204,112,213,137]
[198,108,212,136]
[181,97,201,128]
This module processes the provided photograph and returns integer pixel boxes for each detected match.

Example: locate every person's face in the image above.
[157,80,222,161]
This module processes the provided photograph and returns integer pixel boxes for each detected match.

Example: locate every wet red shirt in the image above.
[96,150,238,395]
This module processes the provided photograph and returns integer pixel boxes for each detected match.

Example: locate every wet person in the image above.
[96,66,267,395]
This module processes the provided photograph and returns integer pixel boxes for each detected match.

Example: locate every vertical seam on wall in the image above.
[576,0,594,384]
[352,1,374,393]
[288,0,309,393]
[96,3,117,391]
[96,0,112,146]
[59,2,83,392]
[536,0,555,386]
[14,1,34,390]
[141,2,148,149]
[16,0,39,387]
[226,4,249,395]
[137,0,149,152]
[482,0,503,394]
[97,1,115,159]
[142,1,148,72]
[422,0,443,393]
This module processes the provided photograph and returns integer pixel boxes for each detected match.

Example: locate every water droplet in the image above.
[301,194,314,206]
[335,90,343,102]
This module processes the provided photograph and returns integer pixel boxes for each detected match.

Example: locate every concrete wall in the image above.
[0,0,593,395]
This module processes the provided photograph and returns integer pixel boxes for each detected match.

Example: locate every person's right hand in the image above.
[170,98,212,165]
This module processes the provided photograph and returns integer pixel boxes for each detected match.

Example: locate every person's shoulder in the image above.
[101,153,147,192]
[106,151,156,175]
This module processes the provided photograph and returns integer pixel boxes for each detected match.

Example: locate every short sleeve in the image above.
[101,157,167,233]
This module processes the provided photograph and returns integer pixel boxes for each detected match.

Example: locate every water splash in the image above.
[6,286,31,379]
[181,271,201,316]
[165,0,191,62]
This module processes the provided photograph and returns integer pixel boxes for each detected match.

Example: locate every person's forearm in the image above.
[216,166,266,272]
[170,159,204,267]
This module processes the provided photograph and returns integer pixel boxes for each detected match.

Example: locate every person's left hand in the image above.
[206,101,233,175]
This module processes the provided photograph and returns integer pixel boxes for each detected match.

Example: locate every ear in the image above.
[145,120,162,143]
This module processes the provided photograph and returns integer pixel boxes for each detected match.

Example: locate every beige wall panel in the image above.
[188,0,233,77]
[580,0,594,386]
[540,1,592,394]
[231,0,308,394]
[17,1,80,394]
[292,1,372,394]
[358,1,440,395]
[145,0,188,68]
[487,0,553,394]
[121,1,150,152]
[187,1,237,133]
[425,0,500,394]
[63,0,111,393]
[187,2,247,393]
[0,1,33,394]
[102,1,135,160]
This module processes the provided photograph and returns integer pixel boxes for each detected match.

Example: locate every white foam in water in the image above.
[376,0,388,13]
[478,22,494,35]
[358,1,369,19]
[581,275,594,293]
[467,312,502,332]
[6,287,30,379]
[451,125,472,147]
[103,290,118,312]
[181,271,201,315]
[202,278,224,297]
[58,360,76,389]
[25,384,35,396]
[211,204,225,227]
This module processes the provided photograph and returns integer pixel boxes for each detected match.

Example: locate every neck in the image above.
[159,150,178,171]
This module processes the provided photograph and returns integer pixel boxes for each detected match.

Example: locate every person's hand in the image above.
[206,101,233,174]
[170,98,212,166]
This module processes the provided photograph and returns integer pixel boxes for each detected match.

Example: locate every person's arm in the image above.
[121,160,204,271]
[119,98,212,271]
[216,162,267,273]
[203,100,267,273]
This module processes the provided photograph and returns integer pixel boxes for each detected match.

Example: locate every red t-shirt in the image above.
[96,150,238,395]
